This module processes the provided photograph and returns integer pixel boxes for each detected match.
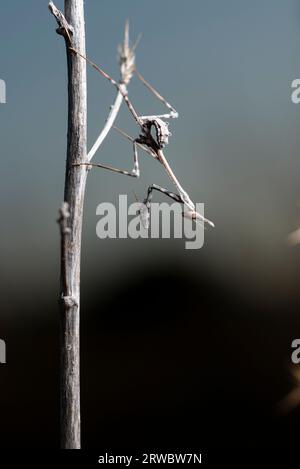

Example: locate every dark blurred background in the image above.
[1,0,300,449]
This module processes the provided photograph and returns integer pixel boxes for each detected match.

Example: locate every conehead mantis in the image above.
[69,32,214,228]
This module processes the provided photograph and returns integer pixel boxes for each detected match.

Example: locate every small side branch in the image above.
[58,202,78,307]
[58,201,71,296]
[48,1,74,44]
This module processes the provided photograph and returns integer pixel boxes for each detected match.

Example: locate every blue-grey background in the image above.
[1,0,300,449]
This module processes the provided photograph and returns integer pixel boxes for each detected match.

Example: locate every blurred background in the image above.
[1,0,300,449]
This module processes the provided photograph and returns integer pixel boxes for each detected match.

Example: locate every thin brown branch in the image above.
[49,0,87,449]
